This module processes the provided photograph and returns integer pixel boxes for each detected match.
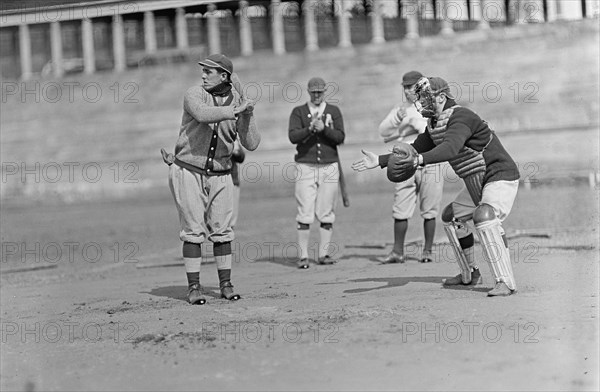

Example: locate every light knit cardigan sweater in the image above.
[173,84,260,174]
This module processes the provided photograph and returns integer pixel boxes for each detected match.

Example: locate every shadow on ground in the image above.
[343,276,449,293]
[340,253,427,264]
[253,257,306,268]
[144,285,222,301]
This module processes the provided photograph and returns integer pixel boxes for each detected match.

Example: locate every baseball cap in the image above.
[198,53,233,75]
[402,71,423,86]
[428,76,455,100]
[308,77,326,92]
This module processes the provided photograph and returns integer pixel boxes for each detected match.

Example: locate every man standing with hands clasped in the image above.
[162,54,260,304]
[289,77,346,269]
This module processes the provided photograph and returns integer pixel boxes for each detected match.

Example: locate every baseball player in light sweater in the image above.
[377,71,444,265]
[163,54,260,304]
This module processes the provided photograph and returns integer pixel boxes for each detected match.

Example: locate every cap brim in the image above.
[443,92,455,100]
[198,60,231,73]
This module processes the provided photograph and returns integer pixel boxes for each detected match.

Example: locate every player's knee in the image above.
[320,222,333,231]
[297,222,310,230]
[183,241,202,258]
[473,203,496,225]
[458,233,474,249]
[441,204,454,223]
[213,241,232,256]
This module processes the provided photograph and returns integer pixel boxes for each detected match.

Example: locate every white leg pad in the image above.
[443,222,472,284]
[475,219,517,291]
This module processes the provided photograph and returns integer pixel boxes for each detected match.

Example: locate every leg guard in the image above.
[474,204,517,291]
[443,222,472,284]
[442,204,472,284]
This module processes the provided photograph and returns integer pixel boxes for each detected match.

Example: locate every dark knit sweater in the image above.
[380,101,520,184]
[288,103,345,164]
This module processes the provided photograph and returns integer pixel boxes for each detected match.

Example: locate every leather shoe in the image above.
[220,281,241,301]
[188,283,206,305]
[378,251,405,264]
[487,282,515,297]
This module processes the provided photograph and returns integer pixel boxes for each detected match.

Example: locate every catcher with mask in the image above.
[352,77,520,297]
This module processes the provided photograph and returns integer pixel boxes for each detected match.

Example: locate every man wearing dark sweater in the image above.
[352,77,520,297]
[289,77,345,268]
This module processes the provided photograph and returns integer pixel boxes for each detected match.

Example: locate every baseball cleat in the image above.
[317,255,337,265]
[220,282,241,301]
[297,258,310,269]
[378,251,405,264]
[487,282,516,297]
[419,251,434,263]
[188,284,206,305]
[443,268,481,286]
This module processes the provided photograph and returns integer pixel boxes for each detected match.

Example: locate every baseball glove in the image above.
[387,142,418,183]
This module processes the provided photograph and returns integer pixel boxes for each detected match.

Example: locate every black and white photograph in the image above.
[1,0,598,390]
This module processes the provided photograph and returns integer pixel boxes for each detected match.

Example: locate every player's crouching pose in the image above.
[352,77,520,297]
[163,54,260,305]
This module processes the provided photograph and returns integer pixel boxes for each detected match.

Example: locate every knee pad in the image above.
[213,242,231,256]
[473,203,496,225]
[458,233,474,249]
[441,204,454,223]
[297,223,310,230]
[320,222,333,230]
[183,241,202,258]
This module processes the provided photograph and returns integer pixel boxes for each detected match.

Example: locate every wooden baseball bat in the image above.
[338,158,350,207]
[325,112,349,208]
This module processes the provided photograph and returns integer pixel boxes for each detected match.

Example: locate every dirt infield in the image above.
[1,19,598,391]
[1,179,598,391]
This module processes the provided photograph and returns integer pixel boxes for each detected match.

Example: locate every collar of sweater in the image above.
[205,82,233,97]
[307,101,327,117]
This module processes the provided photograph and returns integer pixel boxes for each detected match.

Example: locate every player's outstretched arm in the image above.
[351,149,379,172]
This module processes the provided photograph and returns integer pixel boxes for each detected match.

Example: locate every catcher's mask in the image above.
[414,77,437,118]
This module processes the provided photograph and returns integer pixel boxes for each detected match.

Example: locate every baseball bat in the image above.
[325,112,349,207]
[338,158,350,207]
[231,72,243,98]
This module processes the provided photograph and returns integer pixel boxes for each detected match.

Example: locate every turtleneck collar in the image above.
[205,81,232,97]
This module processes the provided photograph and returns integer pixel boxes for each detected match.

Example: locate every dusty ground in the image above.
[1,166,599,391]
[1,18,598,391]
